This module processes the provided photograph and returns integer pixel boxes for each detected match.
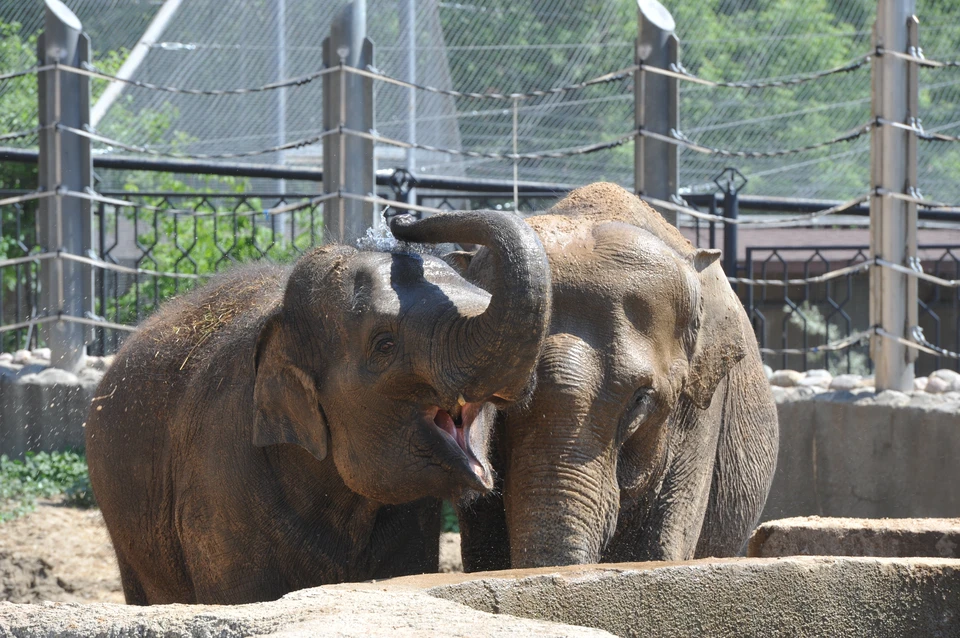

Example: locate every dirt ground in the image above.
[0,499,463,604]
[0,498,124,604]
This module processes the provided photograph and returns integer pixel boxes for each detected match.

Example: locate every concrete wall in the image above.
[0,362,102,459]
[762,388,960,522]
[2,558,958,637]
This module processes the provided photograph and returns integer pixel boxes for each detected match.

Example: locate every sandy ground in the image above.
[0,500,462,604]
[0,498,124,604]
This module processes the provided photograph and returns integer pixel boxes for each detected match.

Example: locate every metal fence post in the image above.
[323,0,375,245]
[715,167,746,281]
[37,0,93,372]
[870,0,918,391]
[635,0,679,226]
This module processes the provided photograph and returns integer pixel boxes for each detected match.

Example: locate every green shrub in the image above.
[0,451,93,522]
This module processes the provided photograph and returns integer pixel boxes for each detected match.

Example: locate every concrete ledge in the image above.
[0,588,611,638]
[748,516,960,558]
[413,557,960,637]
[3,558,956,637]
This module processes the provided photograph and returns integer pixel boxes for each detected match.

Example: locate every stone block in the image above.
[748,517,960,558]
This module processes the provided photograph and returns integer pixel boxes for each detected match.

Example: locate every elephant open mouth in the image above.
[430,402,490,488]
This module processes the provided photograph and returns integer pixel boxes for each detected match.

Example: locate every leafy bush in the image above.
[0,451,93,522]
[441,499,459,533]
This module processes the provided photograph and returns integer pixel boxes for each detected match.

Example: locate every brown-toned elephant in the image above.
[85,211,550,604]
[455,183,778,570]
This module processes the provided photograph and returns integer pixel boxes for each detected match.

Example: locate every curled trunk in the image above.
[390,211,551,402]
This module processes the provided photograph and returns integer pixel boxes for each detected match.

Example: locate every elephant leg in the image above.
[457,475,511,572]
[371,498,442,579]
[115,551,148,605]
[695,348,779,558]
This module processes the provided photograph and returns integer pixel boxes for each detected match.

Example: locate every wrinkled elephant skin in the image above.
[86,211,550,604]
[457,183,779,571]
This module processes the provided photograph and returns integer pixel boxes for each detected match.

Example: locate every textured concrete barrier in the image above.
[2,558,956,637]
[762,388,960,522]
[749,517,960,558]
[0,363,103,458]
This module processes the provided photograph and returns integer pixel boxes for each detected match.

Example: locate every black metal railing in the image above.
[4,179,960,372]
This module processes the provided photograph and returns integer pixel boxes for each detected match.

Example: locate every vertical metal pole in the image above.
[635,0,679,226]
[512,97,519,212]
[400,0,417,206]
[323,0,374,244]
[870,0,917,391]
[276,0,287,194]
[722,189,739,279]
[38,0,92,372]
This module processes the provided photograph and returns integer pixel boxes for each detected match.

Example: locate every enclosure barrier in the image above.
[0,0,959,388]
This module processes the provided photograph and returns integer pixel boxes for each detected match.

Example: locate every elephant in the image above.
[85,210,551,604]
[455,182,779,570]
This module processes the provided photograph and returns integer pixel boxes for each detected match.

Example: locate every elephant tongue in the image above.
[434,408,484,478]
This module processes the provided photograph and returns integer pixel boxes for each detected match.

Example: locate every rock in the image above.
[77,368,104,388]
[799,369,832,388]
[859,376,875,387]
[769,369,803,387]
[930,369,960,393]
[84,356,109,371]
[749,517,960,559]
[0,352,12,363]
[929,368,960,385]
[925,376,950,394]
[914,376,929,392]
[0,581,614,637]
[33,368,79,387]
[763,365,773,380]
[830,374,862,391]
[873,389,911,406]
[12,349,31,364]
[30,348,51,361]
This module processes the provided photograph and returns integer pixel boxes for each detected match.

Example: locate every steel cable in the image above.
[58,124,336,160]
[59,62,337,95]
[346,64,638,100]
[342,127,636,161]
[638,54,871,89]
[727,260,873,286]
[640,123,872,159]
[639,193,870,226]
[63,188,338,218]
[875,48,960,69]
[759,328,874,356]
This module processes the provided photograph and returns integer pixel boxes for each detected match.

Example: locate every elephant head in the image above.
[252,210,551,505]
[463,183,758,568]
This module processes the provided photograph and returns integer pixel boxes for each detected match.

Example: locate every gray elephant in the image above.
[85,211,550,604]
[456,183,778,570]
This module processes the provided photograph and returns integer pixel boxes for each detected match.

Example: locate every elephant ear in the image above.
[252,312,330,461]
[683,249,749,410]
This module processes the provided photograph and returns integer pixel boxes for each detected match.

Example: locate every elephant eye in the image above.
[375,336,396,354]
[623,388,656,438]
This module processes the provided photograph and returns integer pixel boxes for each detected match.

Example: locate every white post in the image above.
[635,0,679,226]
[322,0,375,244]
[38,0,93,372]
[870,0,918,391]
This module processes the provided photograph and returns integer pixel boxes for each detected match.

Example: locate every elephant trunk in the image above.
[389,211,551,402]
[504,449,619,568]
[502,334,620,568]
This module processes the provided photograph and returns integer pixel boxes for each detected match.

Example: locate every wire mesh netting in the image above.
[0,1,959,201]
